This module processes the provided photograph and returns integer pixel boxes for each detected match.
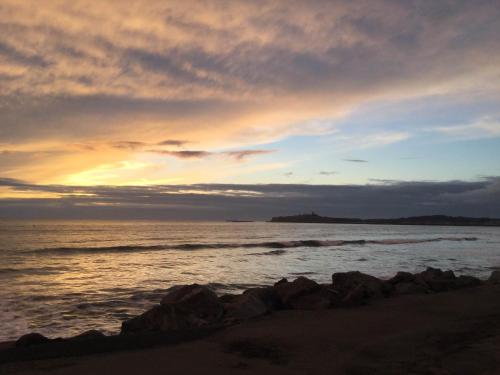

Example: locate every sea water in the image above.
[1,220,499,341]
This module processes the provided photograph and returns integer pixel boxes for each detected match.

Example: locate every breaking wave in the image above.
[26,237,478,255]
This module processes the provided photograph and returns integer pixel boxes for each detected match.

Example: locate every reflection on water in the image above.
[0,220,499,341]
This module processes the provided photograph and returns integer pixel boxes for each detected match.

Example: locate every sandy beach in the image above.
[2,274,500,375]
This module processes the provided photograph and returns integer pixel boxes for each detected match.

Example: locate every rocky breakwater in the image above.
[118,267,491,336]
[12,268,499,349]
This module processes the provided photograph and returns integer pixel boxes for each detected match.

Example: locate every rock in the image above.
[160,284,223,321]
[243,287,283,310]
[287,287,341,310]
[488,270,500,284]
[16,332,50,347]
[341,285,368,306]
[69,330,106,341]
[417,267,456,282]
[219,294,239,304]
[122,284,224,334]
[416,268,456,292]
[387,271,417,285]
[392,282,428,295]
[122,305,184,334]
[387,271,429,295]
[274,278,288,286]
[332,271,388,298]
[454,275,482,289]
[224,292,269,321]
[273,277,321,307]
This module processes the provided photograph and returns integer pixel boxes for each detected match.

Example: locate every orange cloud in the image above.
[0,0,499,185]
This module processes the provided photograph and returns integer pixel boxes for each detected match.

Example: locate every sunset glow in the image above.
[0,0,499,218]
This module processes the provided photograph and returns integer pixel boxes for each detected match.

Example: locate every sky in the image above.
[0,0,499,219]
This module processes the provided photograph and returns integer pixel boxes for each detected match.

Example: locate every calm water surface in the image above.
[1,220,499,341]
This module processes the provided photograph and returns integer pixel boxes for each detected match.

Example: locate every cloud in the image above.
[432,116,500,140]
[110,141,147,150]
[0,177,499,220]
[150,149,274,161]
[223,150,275,161]
[153,150,212,159]
[319,171,337,175]
[284,172,293,177]
[0,1,499,183]
[343,159,368,163]
[156,140,189,147]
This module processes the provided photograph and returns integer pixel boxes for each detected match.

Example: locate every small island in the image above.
[270,213,500,227]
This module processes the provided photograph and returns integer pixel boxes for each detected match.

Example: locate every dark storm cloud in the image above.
[1,178,499,220]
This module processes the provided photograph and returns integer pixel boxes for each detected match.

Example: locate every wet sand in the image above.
[1,283,499,375]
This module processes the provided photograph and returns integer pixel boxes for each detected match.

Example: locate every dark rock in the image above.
[219,294,239,304]
[69,330,106,341]
[273,277,321,307]
[243,287,283,311]
[274,278,288,287]
[392,282,428,295]
[287,287,341,310]
[224,292,269,321]
[332,271,389,298]
[122,284,223,334]
[455,275,482,289]
[388,271,417,285]
[341,285,368,306]
[416,268,456,292]
[160,284,223,321]
[122,304,189,333]
[387,271,429,295]
[417,267,455,282]
[488,270,500,284]
[16,332,50,347]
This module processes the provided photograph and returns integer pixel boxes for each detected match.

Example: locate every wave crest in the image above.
[27,236,478,255]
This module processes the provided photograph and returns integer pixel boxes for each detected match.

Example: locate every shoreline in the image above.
[2,268,500,374]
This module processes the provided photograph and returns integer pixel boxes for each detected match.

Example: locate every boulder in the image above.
[331,271,388,298]
[416,268,456,292]
[273,277,321,307]
[274,278,288,286]
[454,275,482,289]
[160,284,223,321]
[122,284,223,334]
[341,285,368,306]
[16,332,50,347]
[287,287,341,310]
[243,287,283,311]
[122,304,186,334]
[488,270,500,284]
[69,330,106,341]
[387,271,429,295]
[387,271,418,285]
[219,294,239,304]
[392,282,428,295]
[223,292,269,321]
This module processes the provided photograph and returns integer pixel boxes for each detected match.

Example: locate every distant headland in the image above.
[270,212,500,227]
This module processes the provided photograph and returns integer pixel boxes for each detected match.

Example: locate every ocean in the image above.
[1,220,499,342]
